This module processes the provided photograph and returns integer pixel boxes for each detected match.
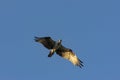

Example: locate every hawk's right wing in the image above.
[34,36,55,49]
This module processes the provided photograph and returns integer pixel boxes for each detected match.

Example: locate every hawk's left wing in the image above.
[56,48,83,68]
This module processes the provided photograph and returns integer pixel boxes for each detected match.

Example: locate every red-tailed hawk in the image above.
[34,36,83,68]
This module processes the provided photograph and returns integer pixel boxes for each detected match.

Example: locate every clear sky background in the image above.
[0,0,120,80]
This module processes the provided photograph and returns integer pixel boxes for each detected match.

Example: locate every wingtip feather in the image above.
[69,54,83,68]
[34,36,40,42]
[77,58,84,68]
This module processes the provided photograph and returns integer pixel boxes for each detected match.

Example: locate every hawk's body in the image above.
[35,36,83,68]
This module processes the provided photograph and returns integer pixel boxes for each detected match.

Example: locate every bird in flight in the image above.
[34,36,83,68]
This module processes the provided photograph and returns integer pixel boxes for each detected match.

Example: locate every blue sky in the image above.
[0,0,120,80]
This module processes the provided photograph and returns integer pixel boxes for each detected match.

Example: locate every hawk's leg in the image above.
[48,49,55,57]
[48,40,62,57]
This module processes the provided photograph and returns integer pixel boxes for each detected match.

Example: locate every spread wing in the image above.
[56,46,83,68]
[34,36,55,49]
[61,51,83,68]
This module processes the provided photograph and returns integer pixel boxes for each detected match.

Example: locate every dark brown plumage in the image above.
[34,36,83,68]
